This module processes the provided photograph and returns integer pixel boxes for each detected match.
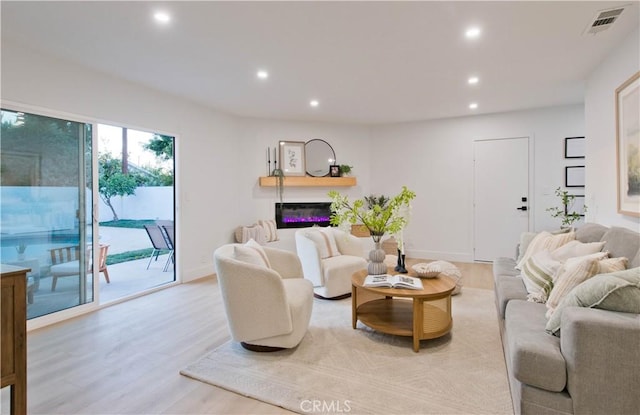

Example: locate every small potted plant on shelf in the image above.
[546,187,587,229]
[338,165,353,177]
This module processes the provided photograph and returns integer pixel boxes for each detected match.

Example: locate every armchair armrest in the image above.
[561,307,640,415]
[263,246,303,279]
[295,231,324,286]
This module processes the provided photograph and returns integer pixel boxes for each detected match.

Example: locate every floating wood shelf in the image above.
[259,176,356,187]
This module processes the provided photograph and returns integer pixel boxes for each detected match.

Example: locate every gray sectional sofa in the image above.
[493,223,640,415]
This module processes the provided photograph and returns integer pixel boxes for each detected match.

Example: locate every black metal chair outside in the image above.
[143,224,173,271]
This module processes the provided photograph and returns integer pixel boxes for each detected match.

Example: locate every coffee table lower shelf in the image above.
[356,298,451,339]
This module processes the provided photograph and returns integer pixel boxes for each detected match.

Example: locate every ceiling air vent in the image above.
[584,6,626,35]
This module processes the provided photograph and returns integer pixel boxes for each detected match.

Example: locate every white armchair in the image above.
[295,227,368,299]
[213,243,314,351]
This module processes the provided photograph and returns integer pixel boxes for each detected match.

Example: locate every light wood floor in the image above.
[2,261,493,415]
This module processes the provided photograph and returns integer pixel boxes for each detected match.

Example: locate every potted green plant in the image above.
[338,164,353,177]
[328,186,416,274]
[15,242,27,261]
[546,187,588,228]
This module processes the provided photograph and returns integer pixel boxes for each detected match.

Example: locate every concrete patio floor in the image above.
[26,226,176,320]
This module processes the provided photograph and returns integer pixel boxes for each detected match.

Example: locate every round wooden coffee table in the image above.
[351,266,456,352]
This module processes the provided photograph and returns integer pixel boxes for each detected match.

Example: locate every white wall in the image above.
[229,118,372,250]
[1,40,376,279]
[370,105,585,262]
[585,28,640,232]
[2,41,243,281]
[8,29,634,277]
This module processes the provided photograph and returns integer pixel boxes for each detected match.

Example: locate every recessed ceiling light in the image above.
[465,27,481,39]
[154,12,171,23]
[257,70,269,79]
[310,100,319,107]
[469,102,478,110]
[468,76,479,85]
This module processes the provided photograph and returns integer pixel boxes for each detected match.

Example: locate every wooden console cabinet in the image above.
[1,265,28,415]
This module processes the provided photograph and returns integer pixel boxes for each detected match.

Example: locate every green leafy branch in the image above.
[546,187,587,227]
[328,186,416,240]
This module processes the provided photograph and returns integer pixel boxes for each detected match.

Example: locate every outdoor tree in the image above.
[99,153,137,221]
[143,134,173,160]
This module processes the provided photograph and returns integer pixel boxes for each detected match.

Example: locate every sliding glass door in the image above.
[1,109,94,319]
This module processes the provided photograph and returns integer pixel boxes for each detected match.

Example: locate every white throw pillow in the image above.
[546,257,601,317]
[305,228,341,259]
[550,240,605,262]
[258,219,279,242]
[233,238,271,268]
[516,231,576,270]
[521,250,562,302]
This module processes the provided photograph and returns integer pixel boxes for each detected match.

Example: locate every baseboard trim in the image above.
[405,249,474,263]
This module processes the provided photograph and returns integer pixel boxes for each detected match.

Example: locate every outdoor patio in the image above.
[26,227,176,319]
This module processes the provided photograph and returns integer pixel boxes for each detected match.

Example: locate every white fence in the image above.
[98,186,174,222]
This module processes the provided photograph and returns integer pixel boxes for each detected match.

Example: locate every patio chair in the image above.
[144,224,173,271]
[50,244,110,291]
[159,221,175,271]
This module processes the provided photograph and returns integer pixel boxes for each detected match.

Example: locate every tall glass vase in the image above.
[367,233,387,275]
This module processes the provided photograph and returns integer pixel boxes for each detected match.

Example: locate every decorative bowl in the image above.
[412,263,440,278]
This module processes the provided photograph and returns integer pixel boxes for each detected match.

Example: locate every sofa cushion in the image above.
[517,232,538,262]
[493,257,520,278]
[505,300,567,392]
[575,223,609,243]
[545,267,640,335]
[495,274,528,319]
[601,227,640,263]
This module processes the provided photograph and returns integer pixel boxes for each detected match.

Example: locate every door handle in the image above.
[517,206,528,211]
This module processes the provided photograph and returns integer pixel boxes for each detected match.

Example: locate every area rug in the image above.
[181,287,513,414]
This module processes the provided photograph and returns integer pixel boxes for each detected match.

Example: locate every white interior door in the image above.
[474,137,529,261]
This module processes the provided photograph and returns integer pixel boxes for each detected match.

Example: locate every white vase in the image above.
[367,240,387,275]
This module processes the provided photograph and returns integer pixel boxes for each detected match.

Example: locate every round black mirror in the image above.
[305,139,336,177]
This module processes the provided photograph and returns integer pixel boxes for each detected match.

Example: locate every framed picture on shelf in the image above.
[565,166,585,187]
[564,136,585,159]
[616,71,640,217]
[279,141,306,176]
[329,165,340,177]
[566,195,585,217]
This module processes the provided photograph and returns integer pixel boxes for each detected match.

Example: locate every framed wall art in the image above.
[564,136,585,159]
[566,195,586,217]
[616,71,640,217]
[565,166,585,187]
[279,141,306,176]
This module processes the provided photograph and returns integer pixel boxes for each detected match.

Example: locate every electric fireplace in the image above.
[275,202,332,229]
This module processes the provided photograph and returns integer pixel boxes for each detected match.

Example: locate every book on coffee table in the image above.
[363,274,423,290]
